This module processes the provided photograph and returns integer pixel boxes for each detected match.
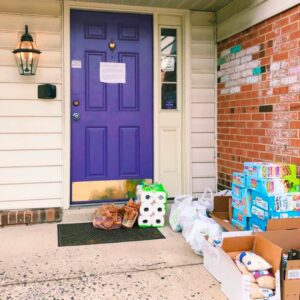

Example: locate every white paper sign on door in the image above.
[71,60,82,69]
[161,56,175,72]
[99,62,126,83]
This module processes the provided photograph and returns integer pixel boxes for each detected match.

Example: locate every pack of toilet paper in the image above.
[136,183,168,228]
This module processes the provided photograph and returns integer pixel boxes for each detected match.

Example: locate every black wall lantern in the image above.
[12,25,41,75]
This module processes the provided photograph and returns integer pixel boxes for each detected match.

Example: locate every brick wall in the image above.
[217,5,300,190]
[0,208,63,227]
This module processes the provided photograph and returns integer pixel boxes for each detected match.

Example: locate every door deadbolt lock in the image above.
[72,112,80,121]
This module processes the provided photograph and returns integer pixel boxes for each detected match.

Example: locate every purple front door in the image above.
[70,10,153,203]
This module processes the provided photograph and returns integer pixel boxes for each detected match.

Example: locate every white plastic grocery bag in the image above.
[169,189,231,255]
[198,188,214,212]
[169,195,207,232]
[183,215,223,255]
[169,195,192,232]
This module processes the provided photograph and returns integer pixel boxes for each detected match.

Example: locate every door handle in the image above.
[72,112,80,121]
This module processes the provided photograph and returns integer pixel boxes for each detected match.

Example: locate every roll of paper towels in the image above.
[141,192,154,203]
[138,215,151,227]
[152,203,166,216]
[151,215,165,227]
[140,203,154,216]
[154,192,166,204]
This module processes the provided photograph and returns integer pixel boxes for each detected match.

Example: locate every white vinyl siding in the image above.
[190,11,216,195]
[0,150,62,167]
[0,0,63,210]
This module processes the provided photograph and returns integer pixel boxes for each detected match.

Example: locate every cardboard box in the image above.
[244,162,297,179]
[251,204,300,233]
[252,205,270,222]
[232,184,248,200]
[250,214,268,231]
[277,192,300,212]
[202,238,223,282]
[251,216,300,232]
[266,218,300,231]
[244,162,261,177]
[284,260,300,300]
[232,195,252,217]
[252,190,278,211]
[232,172,246,187]
[258,229,300,300]
[210,196,235,231]
[253,163,296,179]
[247,176,289,196]
[232,207,249,227]
[202,231,252,283]
[211,196,300,232]
[220,234,282,300]
[247,175,300,196]
[231,218,249,230]
[252,190,300,213]
[207,197,300,293]
[204,196,253,282]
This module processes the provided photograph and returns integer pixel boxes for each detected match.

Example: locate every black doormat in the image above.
[57,222,165,247]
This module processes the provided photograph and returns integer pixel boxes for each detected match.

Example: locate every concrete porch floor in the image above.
[0,207,226,300]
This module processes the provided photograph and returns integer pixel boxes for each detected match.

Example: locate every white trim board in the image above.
[216,0,300,42]
[183,11,192,194]
[189,11,217,195]
[63,1,190,208]
[64,1,189,15]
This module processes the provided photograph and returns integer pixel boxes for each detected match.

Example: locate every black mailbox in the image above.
[38,84,56,99]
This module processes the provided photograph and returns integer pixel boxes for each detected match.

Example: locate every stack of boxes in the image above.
[247,162,300,231]
[231,162,300,231]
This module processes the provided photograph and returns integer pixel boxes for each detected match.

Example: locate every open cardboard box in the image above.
[203,196,239,282]
[205,196,300,286]
[202,218,300,284]
[220,234,282,300]
[210,196,235,231]
[210,196,300,232]
[202,230,252,282]
[258,229,300,300]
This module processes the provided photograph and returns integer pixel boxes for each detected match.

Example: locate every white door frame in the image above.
[62,0,191,208]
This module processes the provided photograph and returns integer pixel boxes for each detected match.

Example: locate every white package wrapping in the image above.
[152,203,166,216]
[137,183,168,228]
[140,192,154,203]
[140,203,154,216]
[138,215,151,227]
[154,192,167,204]
[151,215,165,227]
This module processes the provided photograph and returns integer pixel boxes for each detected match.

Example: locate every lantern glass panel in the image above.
[30,52,40,75]
[13,40,40,75]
